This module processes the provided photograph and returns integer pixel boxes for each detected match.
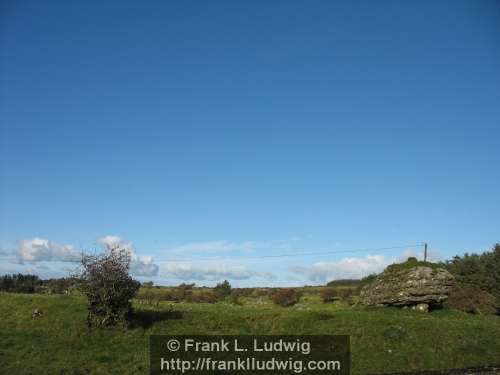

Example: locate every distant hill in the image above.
[326,279,362,287]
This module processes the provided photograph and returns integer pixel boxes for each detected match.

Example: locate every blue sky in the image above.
[1,1,500,286]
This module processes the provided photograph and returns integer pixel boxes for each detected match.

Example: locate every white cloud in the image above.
[160,261,274,281]
[290,255,394,283]
[14,235,159,277]
[97,235,159,277]
[17,238,81,263]
[130,255,159,277]
[98,235,134,253]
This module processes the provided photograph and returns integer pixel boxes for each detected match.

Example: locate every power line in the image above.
[153,243,425,263]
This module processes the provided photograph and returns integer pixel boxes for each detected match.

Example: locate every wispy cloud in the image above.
[164,238,299,257]
[0,247,11,257]
[167,240,258,254]
[290,255,394,283]
[160,261,274,281]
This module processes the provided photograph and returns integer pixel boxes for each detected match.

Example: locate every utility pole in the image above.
[424,242,428,262]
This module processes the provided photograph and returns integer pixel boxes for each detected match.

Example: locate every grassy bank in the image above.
[0,292,499,374]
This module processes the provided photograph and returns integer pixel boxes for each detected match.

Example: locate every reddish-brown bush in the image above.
[336,288,354,299]
[270,288,302,307]
[320,288,338,303]
[445,286,498,315]
[188,291,222,304]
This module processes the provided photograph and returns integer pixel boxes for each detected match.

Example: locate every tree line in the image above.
[0,274,77,294]
[442,243,500,300]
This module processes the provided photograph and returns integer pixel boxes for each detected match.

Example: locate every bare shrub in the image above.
[77,249,140,328]
[271,288,302,307]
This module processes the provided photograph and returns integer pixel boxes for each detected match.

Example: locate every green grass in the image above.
[384,257,442,274]
[1,292,499,374]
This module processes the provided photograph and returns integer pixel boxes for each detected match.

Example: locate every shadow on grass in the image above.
[130,309,183,329]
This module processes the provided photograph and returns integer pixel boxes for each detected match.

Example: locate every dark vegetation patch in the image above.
[129,308,183,329]
[326,279,362,287]
[443,244,500,302]
[314,312,336,320]
[270,288,302,307]
[0,274,43,293]
[213,280,231,298]
[445,287,499,315]
[383,325,407,341]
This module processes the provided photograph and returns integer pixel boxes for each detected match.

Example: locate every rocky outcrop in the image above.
[360,260,455,309]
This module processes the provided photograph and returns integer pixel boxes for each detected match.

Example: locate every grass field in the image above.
[1,291,499,375]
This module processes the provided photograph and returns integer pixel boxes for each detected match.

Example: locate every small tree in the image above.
[77,248,140,328]
[214,280,231,298]
[142,281,154,288]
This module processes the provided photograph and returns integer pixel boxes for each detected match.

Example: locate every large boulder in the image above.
[360,259,455,309]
